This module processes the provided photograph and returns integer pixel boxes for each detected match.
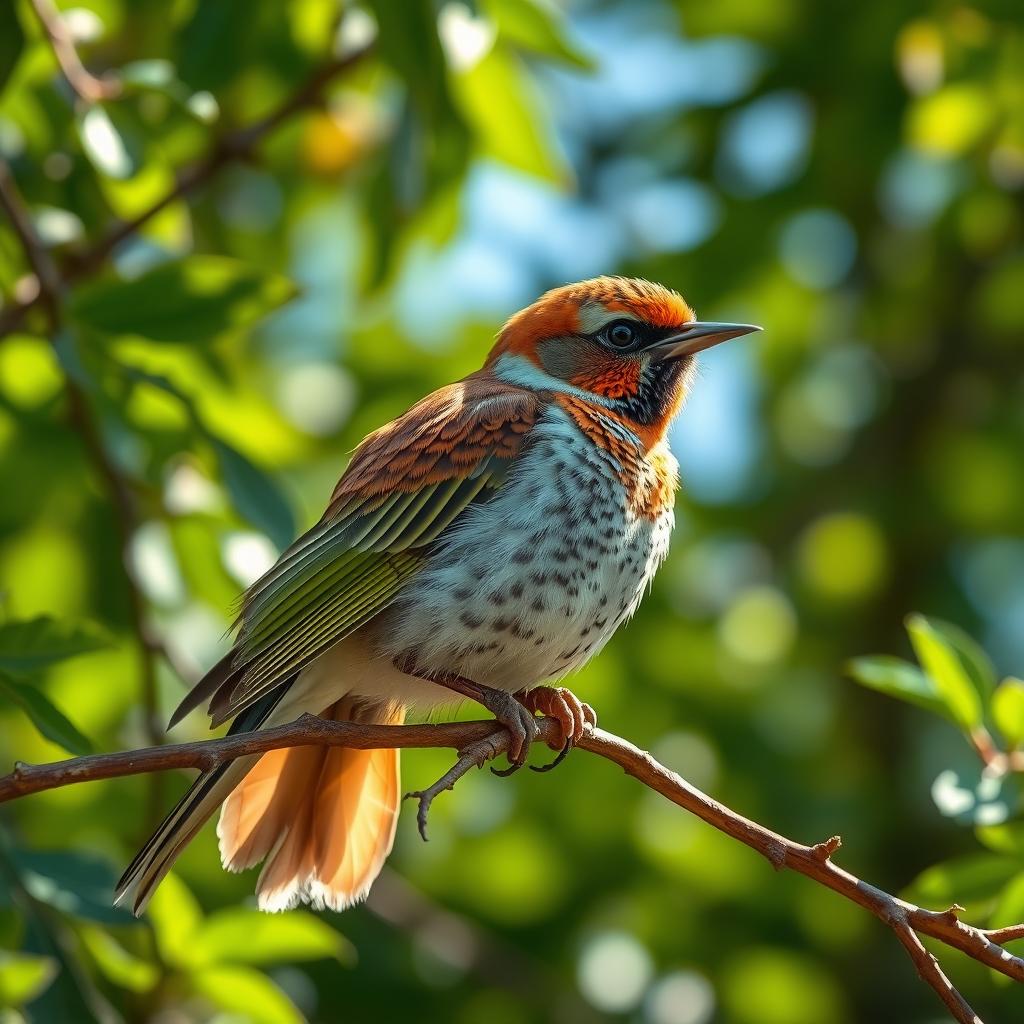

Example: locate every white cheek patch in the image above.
[577,300,639,335]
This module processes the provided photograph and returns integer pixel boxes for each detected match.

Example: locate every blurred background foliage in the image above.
[0,0,1023,1021]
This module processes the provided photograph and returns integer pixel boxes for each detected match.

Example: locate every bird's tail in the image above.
[115,693,405,916]
[114,692,282,916]
[218,696,404,912]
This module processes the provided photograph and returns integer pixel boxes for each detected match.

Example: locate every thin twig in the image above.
[29,0,120,103]
[983,923,1024,945]
[0,717,1021,1021]
[0,159,63,321]
[0,44,372,340]
[892,924,981,1024]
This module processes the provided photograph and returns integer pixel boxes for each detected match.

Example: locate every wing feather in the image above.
[173,375,542,729]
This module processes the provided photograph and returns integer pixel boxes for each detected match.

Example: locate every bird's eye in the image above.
[606,321,638,349]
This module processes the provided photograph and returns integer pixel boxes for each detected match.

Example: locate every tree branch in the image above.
[0,159,63,322]
[1,717,1021,1022]
[30,0,121,103]
[0,42,372,339]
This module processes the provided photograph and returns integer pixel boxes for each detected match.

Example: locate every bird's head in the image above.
[486,276,759,435]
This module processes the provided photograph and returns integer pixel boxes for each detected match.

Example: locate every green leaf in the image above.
[190,909,354,968]
[846,655,953,721]
[0,675,93,756]
[993,678,1024,750]
[146,872,203,967]
[903,852,1023,912]
[78,105,143,180]
[977,821,1024,856]
[210,437,295,550]
[453,43,567,183]
[990,872,1024,933]
[6,849,135,925]
[906,613,984,732]
[190,965,304,1024]
[927,617,998,701]
[0,616,108,676]
[368,0,470,196]
[0,952,58,1008]
[69,256,297,344]
[0,0,24,96]
[78,924,159,993]
[482,0,593,68]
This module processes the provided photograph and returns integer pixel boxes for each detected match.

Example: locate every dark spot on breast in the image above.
[532,596,545,612]
[512,548,533,564]
[510,581,524,600]
[453,587,473,601]
[488,591,506,607]
[493,617,511,631]
[461,612,483,629]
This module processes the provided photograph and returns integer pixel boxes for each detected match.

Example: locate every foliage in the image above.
[850,616,1024,944]
[0,0,1023,1022]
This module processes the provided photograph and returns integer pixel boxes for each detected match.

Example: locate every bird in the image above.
[115,276,760,916]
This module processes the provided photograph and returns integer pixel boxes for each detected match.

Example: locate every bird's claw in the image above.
[476,687,541,774]
[517,686,597,772]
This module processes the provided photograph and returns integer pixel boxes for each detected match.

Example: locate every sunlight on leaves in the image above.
[78,925,159,994]
[0,674,93,756]
[905,613,984,732]
[69,256,297,344]
[190,964,305,1024]
[846,655,950,721]
[0,952,58,1008]
[0,617,109,676]
[189,908,355,968]
[993,678,1024,751]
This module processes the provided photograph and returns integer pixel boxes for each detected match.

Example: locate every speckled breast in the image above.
[374,405,676,692]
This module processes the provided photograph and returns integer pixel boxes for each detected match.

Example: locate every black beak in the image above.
[648,321,762,360]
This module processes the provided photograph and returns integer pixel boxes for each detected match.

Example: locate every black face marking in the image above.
[611,359,689,426]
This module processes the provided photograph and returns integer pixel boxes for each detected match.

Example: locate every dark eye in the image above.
[606,321,638,349]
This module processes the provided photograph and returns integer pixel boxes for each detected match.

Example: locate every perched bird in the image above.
[116,276,759,915]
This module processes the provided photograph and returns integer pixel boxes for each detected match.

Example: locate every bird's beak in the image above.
[647,321,762,361]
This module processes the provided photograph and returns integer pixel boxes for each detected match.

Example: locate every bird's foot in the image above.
[474,686,541,777]
[514,686,597,773]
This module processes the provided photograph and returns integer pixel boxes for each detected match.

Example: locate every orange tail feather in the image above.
[218,698,405,912]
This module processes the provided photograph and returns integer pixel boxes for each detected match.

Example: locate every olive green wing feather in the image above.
[170,379,541,728]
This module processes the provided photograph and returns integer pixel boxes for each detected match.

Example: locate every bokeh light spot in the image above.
[718,585,797,665]
[644,970,715,1024]
[796,513,888,602]
[778,209,857,290]
[577,931,653,1013]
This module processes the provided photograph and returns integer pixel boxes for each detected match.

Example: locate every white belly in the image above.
[368,409,675,696]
